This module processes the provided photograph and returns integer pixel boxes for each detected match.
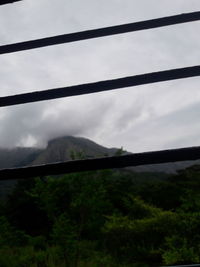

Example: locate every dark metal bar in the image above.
[1,146,200,181]
[0,11,200,54]
[0,0,22,5]
[0,65,200,107]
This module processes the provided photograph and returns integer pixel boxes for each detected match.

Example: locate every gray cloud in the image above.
[0,94,113,148]
[0,0,200,151]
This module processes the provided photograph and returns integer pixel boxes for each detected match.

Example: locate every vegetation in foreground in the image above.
[1,165,200,266]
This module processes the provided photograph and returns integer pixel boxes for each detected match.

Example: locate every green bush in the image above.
[163,236,200,265]
[103,209,178,264]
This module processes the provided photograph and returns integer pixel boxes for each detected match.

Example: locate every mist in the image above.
[0,0,200,152]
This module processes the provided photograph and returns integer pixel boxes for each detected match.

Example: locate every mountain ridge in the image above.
[0,135,200,198]
[0,136,119,169]
[0,135,199,173]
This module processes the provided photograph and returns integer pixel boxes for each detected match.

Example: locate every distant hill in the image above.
[0,136,119,198]
[131,159,200,174]
[0,147,42,169]
[0,136,118,170]
[1,135,200,198]
[31,136,117,165]
[0,135,200,174]
[0,147,42,198]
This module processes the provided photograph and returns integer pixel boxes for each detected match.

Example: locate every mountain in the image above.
[0,147,42,169]
[131,159,200,174]
[0,135,200,198]
[0,136,118,198]
[0,136,118,170]
[31,136,117,166]
[0,147,42,199]
[0,135,200,173]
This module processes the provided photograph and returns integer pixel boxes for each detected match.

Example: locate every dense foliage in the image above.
[0,165,200,266]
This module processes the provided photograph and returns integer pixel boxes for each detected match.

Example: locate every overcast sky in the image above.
[0,0,200,152]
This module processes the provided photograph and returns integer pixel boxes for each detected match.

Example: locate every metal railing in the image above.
[0,11,200,54]
[0,9,200,180]
[1,145,200,181]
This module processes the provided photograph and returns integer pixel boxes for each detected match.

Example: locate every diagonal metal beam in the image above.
[0,0,22,5]
[0,11,199,54]
[1,146,200,181]
[0,65,199,107]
